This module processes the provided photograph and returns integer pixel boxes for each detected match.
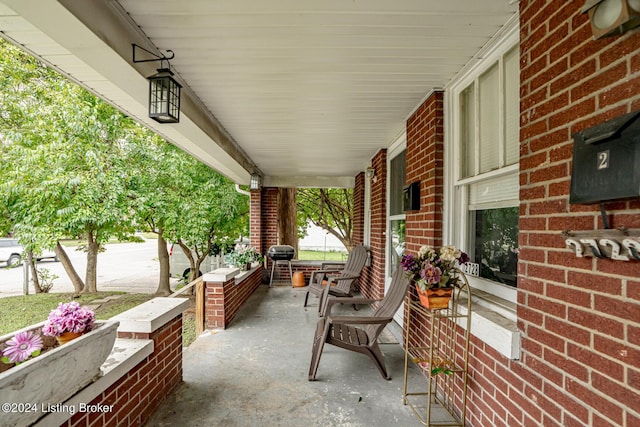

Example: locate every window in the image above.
[448,31,520,293]
[388,149,406,276]
[444,18,521,359]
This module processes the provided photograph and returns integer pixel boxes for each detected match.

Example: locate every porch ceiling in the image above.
[0,0,518,187]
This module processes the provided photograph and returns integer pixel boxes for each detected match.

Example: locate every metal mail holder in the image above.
[570,109,640,205]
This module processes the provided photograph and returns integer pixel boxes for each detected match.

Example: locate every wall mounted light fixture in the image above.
[250,174,262,190]
[582,0,640,39]
[365,167,376,179]
[132,44,182,123]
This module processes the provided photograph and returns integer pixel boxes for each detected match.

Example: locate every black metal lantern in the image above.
[148,68,181,123]
[582,0,640,39]
[132,44,182,124]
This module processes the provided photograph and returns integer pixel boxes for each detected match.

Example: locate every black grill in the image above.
[267,245,295,287]
[267,245,295,261]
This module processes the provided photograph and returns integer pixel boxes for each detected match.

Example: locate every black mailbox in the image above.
[403,181,420,211]
[570,110,640,204]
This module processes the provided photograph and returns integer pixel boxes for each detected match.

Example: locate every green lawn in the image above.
[0,292,196,346]
[297,250,347,261]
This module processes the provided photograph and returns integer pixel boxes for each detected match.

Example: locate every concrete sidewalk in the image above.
[146,284,432,427]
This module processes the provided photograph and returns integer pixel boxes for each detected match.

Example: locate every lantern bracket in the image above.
[132,44,175,69]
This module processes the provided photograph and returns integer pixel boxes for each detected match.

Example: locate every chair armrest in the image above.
[326,296,380,306]
[320,262,346,269]
[314,269,344,275]
[323,295,381,317]
[326,274,360,283]
[328,315,393,325]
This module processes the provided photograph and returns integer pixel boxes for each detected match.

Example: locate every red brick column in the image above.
[405,91,444,254]
[261,188,279,269]
[353,171,365,246]
[359,149,387,300]
[250,189,262,253]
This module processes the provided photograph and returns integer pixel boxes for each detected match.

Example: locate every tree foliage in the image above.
[0,39,248,293]
[297,188,354,252]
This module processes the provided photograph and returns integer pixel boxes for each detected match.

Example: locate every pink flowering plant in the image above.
[1,331,43,365]
[400,245,469,291]
[41,301,95,337]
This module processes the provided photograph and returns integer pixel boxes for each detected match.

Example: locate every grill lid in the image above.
[267,245,296,260]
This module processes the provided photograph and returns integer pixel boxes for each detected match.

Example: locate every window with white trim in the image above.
[450,36,520,291]
[388,149,406,277]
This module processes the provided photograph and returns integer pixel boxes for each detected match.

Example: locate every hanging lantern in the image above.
[132,44,181,124]
[148,68,181,124]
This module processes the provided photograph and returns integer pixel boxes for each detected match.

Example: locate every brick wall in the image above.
[400,3,640,427]
[517,2,640,426]
[405,90,444,254]
[205,268,263,329]
[359,149,387,300]
[261,188,279,257]
[64,316,183,427]
[250,189,262,252]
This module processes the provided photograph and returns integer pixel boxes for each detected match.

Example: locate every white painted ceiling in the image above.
[0,0,519,187]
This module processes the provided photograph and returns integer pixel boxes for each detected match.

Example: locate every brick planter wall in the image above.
[68,317,184,427]
[204,267,263,329]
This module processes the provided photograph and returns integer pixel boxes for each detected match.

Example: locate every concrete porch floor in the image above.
[146,283,435,427]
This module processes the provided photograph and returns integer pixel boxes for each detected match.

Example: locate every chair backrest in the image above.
[343,244,368,273]
[364,267,410,339]
[330,244,368,294]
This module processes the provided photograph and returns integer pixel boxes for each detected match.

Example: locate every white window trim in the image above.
[442,17,521,360]
[386,133,406,326]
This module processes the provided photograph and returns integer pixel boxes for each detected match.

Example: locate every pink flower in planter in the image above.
[1,330,43,364]
[42,301,95,337]
[420,263,442,285]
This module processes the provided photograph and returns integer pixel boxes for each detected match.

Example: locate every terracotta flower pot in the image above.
[417,287,453,310]
[56,331,83,345]
[292,272,306,287]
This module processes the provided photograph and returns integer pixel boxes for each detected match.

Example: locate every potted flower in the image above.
[42,301,96,344]
[400,245,469,309]
[228,244,264,271]
[1,331,43,366]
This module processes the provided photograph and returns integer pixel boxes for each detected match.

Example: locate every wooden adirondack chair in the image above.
[308,267,410,381]
[303,244,368,313]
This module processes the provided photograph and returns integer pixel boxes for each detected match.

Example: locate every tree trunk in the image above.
[278,187,298,256]
[83,232,99,293]
[54,242,84,293]
[155,231,172,296]
[27,251,41,293]
[177,240,195,279]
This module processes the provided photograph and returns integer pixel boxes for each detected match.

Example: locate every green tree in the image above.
[161,159,249,284]
[0,39,141,293]
[131,135,248,293]
[0,38,249,295]
[297,188,354,252]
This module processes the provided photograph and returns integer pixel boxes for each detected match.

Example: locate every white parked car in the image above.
[0,238,59,267]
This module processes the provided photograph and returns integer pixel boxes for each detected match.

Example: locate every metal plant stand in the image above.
[403,270,472,426]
